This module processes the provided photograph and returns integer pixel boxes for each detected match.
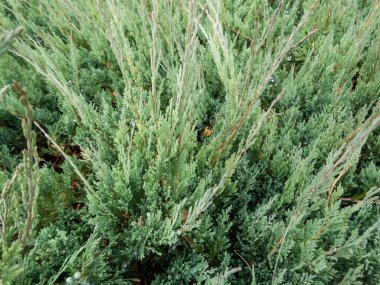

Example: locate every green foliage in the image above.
[1,0,380,284]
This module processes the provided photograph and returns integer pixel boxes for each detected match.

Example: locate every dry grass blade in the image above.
[13,81,35,245]
[270,110,380,284]
[33,121,98,200]
[0,27,23,55]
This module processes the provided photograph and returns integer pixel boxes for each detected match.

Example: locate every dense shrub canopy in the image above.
[0,0,379,284]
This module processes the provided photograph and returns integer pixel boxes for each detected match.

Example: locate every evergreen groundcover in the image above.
[0,0,380,284]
